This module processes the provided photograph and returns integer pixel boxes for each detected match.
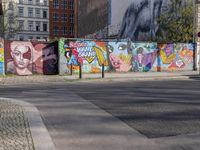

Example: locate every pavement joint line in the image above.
[0,97,56,150]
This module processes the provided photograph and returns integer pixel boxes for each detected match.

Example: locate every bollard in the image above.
[70,64,73,75]
[102,63,105,78]
[79,64,82,79]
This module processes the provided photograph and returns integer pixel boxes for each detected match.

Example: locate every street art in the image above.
[5,41,34,75]
[0,38,4,75]
[32,42,58,75]
[59,39,109,74]
[107,41,132,72]
[119,0,163,41]
[132,43,158,72]
[157,43,194,71]
[5,41,58,75]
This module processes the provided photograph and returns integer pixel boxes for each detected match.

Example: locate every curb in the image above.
[0,98,56,150]
[0,72,200,85]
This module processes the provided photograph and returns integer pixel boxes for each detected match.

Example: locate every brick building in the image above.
[49,0,77,39]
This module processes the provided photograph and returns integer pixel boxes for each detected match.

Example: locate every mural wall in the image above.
[0,39,194,75]
[59,39,109,74]
[156,43,194,71]
[132,43,158,72]
[107,41,132,72]
[5,41,58,75]
[59,39,194,74]
[0,38,4,75]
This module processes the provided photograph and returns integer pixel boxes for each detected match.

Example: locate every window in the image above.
[43,10,47,18]
[62,0,67,9]
[28,8,33,17]
[69,0,74,10]
[36,0,40,5]
[36,21,40,31]
[43,0,47,5]
[18,7,24,17]
[28,21,33,31]
[35,8,40,18]
[43,23,47,32]
[28,0,33,4]
[62,26,67,35]
[29,36,33,40]
[19,0,24,4]
[36,37,40,39]
[61,14,67,21]
[53,26,59,35]
[69,26,74,35]
[69,13,74,23]
[18,20,24,31]
[53,0,59,8]
[53,13,59,21]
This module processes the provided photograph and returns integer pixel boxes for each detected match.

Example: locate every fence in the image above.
[0,38,195,76]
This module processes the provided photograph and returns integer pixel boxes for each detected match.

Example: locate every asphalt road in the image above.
[0,78,200,150]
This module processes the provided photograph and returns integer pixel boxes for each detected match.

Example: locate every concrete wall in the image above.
[59,39,195,74]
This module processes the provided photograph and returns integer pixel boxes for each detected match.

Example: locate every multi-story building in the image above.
[49,0,77,39]
[2,0,49,41]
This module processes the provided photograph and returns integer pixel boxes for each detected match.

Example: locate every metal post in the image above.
[102,63,105,78]
[70,64,73,75]
[193,0,197,71]
[79,64,82,79]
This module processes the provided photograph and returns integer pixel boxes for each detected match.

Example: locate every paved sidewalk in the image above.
[0,98,55,150]
[0,71,199,85]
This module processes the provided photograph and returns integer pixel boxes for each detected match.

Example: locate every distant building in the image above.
[77,0,194,42]
[77,0,108,39]
[49,0,77,39]
[2,0,49,41]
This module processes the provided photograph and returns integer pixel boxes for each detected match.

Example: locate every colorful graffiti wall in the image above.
[0,38,4,75]
[132,43,158,72]
[59,39,108,74]
[5,41,58,75]
[156,43,194,72]
[107,41,132,72]
[59,39,194,74]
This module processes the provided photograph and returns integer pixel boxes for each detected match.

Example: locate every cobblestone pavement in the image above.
[0,100,34,150]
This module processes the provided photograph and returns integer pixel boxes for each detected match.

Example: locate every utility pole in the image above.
[193,0,197,71]
[196,0,200,74]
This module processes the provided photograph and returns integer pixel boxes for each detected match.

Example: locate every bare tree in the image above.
[0,0,20,40]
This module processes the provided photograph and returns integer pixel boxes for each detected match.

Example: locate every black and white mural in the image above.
[108,0,193,41]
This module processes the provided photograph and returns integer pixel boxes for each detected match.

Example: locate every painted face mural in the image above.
[115,0,163,41]
[60,40,108,74]
[132,43,157,72]
[107,42,132,72]
[0,38,4,74]
[6,41,34,75]
[5,41,58,75]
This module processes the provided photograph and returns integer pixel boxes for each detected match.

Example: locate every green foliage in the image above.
[157,0,195,43]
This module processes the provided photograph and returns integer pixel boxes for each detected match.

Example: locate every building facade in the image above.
[49,0,77,39]
[77,0,108,39]
[2,0,49,41]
